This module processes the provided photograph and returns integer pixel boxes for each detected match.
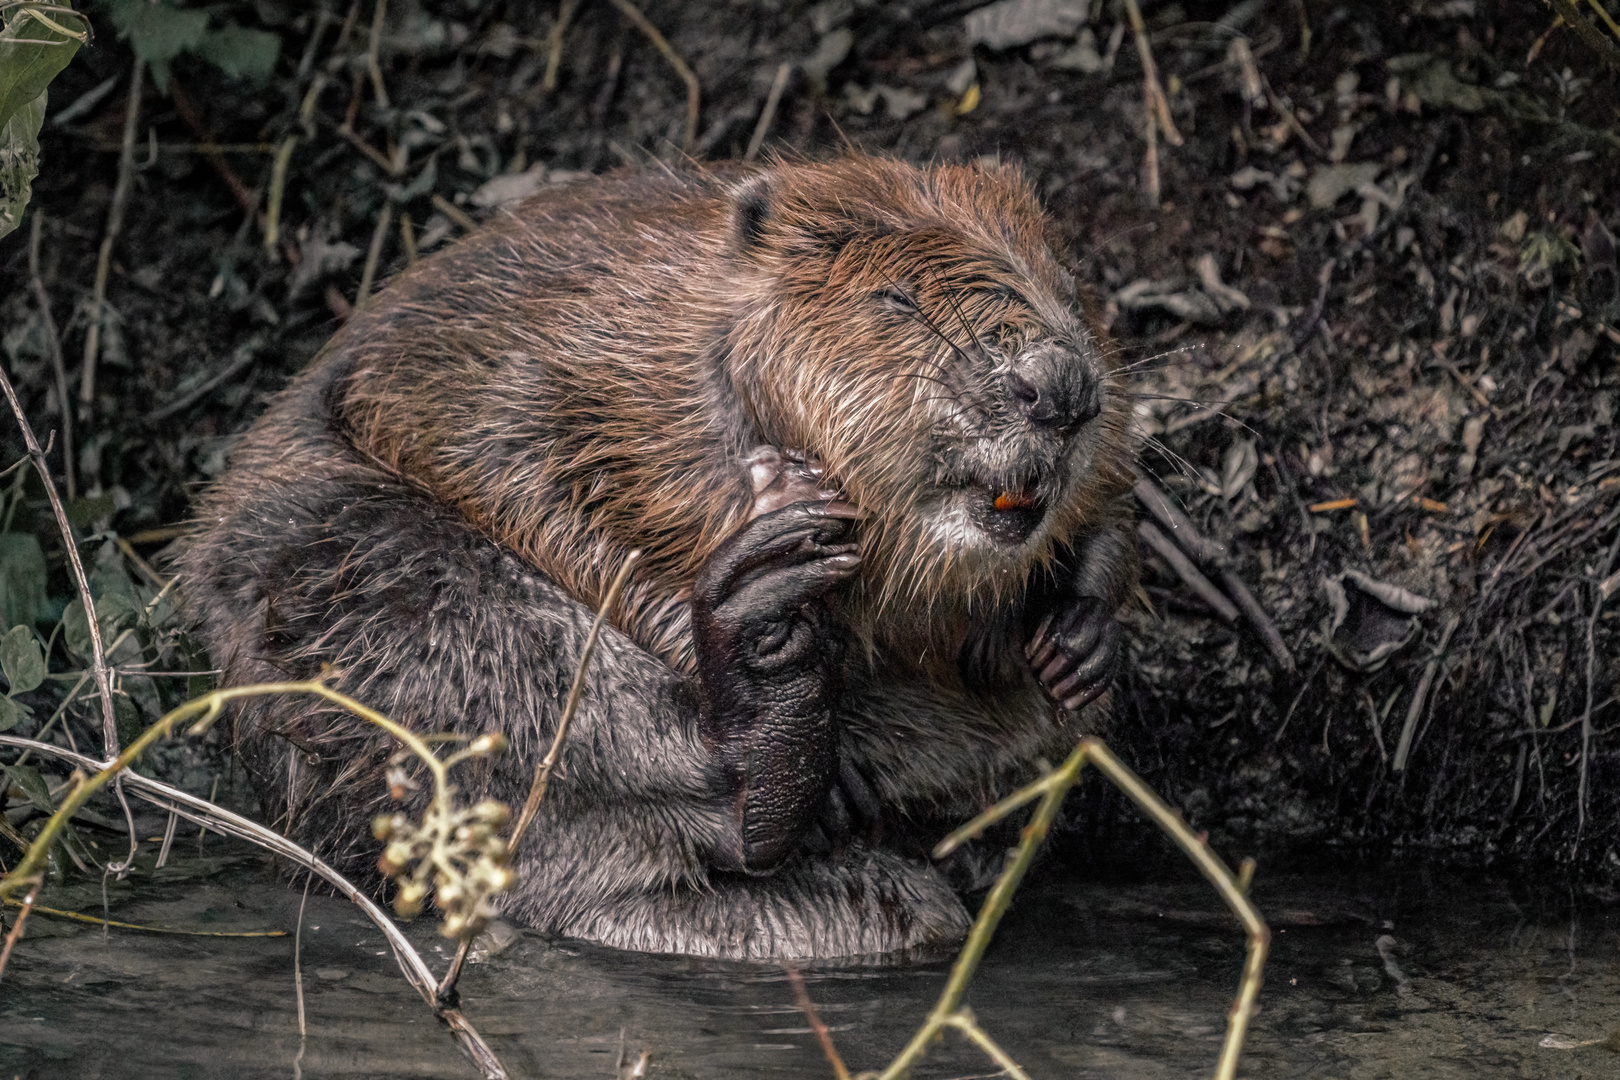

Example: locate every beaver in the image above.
[179,155,1137,961]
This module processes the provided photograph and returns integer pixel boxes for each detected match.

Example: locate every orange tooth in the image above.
[995,490,1035,511]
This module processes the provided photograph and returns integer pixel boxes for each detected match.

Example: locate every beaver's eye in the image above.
[879,287,918,315]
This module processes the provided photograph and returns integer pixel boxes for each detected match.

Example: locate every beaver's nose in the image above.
[1007,343,1101,434]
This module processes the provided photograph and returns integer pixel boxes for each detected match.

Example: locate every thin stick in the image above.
[0,366,116,755]
[785,965,850,1080]
[264,133,297,253]
[1138,520,1240,623]
[1134,488,1283,667]
[1134,477,1228,566]
[430,193,477,232]
[294,873,312,1037]
[399,211,418,264]
[1142,88,1160,205]
[81,57,143,421]
[27,212,73,500]
[1220,568,1295,670]
[942,1012,1029,1080]
[745,62,792,161]
[512,551,641,848]
[146,332,267,424]
[1260,72,1325,157]
[355,202,394,310]
[169,78,261,221]
[889,737,1269,1080]
[437,937,471,1007]
[541,0,580,92]
[1392,614,1459,772]
[367,0,390,108]
[604,0,700,152]
[0,882,37,983]
[0,733,509,1080]
[1548,0,1620,72]
[1575,530,1620,844]
[1123,0,1183,146]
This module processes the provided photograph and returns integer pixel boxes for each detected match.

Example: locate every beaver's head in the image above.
[723,157,1132,634]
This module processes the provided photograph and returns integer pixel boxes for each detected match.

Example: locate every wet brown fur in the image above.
[338,155,1133,672]
[180,155,1138,959]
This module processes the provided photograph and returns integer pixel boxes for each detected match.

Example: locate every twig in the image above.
[1575,529,1620,846]
[0,366,116,755]
[264,134,298,253]
[1133,479,1294,666]
[1138,520,1240,623]
[1142,81,1160,206]
[1219,569,1294,670]
[27,212,73,500]
[169,77,262,225]
[0,732,509,1079]
[437,937,471,1008]
[0,881,37,983]
[1291,258,1335,349]
[81,57,143,422]
[9,578,177,771]
[873,737,1268,1080]
[1134,477,1228,565]
[294,874,312,1038]
[942,1012,1028,1080]
[367,0,390,107]
[356,202,394,311]
[1547,0,1620,72]
[1260,72,1324,158]
[114,536,169,590]
[1392,614,1459,773]
[1122,0,1182,146]
[512,551,641,848]
[745,62,792,161]
[541,0,581,92]
[430,193,477,232]
[268,63,337,254]
[399,211,418,264]
[145,332,267,424]
[604,0,700,152]
[786,965,850,1080]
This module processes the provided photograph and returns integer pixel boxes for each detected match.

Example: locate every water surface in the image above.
[3,844,1617,1078]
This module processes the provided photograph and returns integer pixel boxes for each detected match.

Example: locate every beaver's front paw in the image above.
[1025,596,1120,712]
[691,500,862,871]
[692,500,861,679]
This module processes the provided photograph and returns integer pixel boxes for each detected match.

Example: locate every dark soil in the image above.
[2,0,1618,886]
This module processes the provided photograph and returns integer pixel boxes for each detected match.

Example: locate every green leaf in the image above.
[66,492,116,528]
[0,694,18,732]
[0,90,44,242]
[62,592,139,660]
[0,624,46,694]
[0,2,84,131]
[105,0,208,93]
[114,692,140,746]
[0,532,48,629]
[3,761,52,810]
[194,25,280,83]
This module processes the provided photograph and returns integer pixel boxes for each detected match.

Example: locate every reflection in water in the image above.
[2,845,1617,1078]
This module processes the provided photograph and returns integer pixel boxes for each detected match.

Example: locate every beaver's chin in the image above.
[924,483,1051,553]
[968,484,1049,546]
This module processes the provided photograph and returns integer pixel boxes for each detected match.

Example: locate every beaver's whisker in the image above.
[1140,435,1202,482]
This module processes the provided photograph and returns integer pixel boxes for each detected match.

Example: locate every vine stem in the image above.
[511,550,641,847]
[0,363,116,755]
[0,724,509,1079]
[864,736,1270,1080]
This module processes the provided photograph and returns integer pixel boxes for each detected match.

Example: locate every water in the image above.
[2,842,1617,1079]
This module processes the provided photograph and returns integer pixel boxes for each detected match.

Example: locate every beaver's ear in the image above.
[733,176,771,253]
